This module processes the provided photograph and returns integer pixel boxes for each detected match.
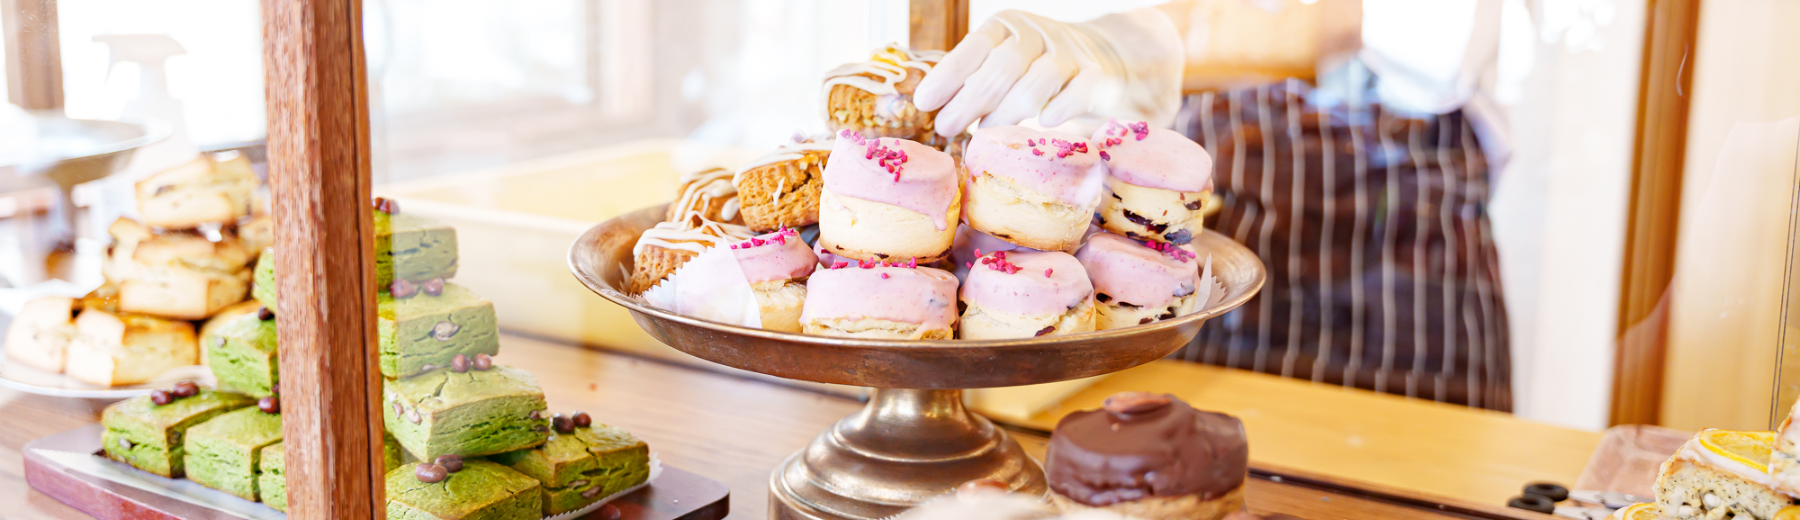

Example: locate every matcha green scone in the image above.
[258,442,287,512]
[492,421,651,514]
[202,309,279,397]
[184,407,283,501]
[258,433,400,513]
[378,282,499,378]
[102,389,254,478]
[251,248,276,311]
[387,460,540,520]
[250,208,457,312]
[377,210,459,286]
[384,365,549,460]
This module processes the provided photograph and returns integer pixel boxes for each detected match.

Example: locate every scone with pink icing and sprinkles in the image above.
[1074,233,1202,329]
[818,130,962,264]
[800,261,958,340]
[1092,120,1214,245]
[959,251,1095,340]
[962,126,1106,253]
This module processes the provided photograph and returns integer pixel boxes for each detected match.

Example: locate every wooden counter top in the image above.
[0,334,1595,519]
[1012,361,1605,507]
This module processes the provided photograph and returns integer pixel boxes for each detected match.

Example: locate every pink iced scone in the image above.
[962,126,1105,252]
[729,228,819,333]
[959,251,1096,340]
[1092,120,1215,245]
[801,262,959,340]
[818,130,962,264]
[1075,233,1203,329]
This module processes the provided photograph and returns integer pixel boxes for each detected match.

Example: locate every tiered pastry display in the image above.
[87,198,652,518]
[5,152,266,387]
[637,119,1223,338]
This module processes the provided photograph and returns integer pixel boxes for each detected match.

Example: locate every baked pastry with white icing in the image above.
[734,139,832,233]
[823,44,943,141]
[666,167,742,226]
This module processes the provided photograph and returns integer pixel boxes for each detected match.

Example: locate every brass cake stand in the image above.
[570,205,1266,520]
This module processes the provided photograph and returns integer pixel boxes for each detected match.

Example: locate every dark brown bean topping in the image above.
[150,390,173,406]
[414,463,447,483]
[571,411,592,428]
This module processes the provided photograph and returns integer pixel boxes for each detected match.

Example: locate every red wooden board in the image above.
[24,425,728,520]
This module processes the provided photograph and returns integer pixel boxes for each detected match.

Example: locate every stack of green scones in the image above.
[101,199,651,518]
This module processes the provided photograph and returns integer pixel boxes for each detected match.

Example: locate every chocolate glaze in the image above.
[1045,394,1248,506]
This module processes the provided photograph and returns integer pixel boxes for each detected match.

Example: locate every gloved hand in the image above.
[913,8,1185,137]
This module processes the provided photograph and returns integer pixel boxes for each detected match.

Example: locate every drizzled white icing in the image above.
[732,141,835,184]
[821,44,942,97]
[672,168,741,221]
[633,217,754,257]
[1673,431,1792,496]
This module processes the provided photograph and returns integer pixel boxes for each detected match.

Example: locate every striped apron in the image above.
[1173,80,1512,411]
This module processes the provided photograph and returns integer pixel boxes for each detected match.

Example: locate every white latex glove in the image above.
[913,9,1185,137]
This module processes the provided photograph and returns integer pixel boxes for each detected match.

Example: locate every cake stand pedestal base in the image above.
[769,388,1048,520]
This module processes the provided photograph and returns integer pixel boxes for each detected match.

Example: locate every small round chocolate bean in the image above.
[571,411,592,428]
[258,395,281,414]
[451,354,470,373]
[172,381,199,398]
[271,383,280,395]
[552,414,573,434]
[407,409,422,424]
[422,278,444,296]
[528,410,541,420]
[257,306,274,321]
[390,279,417,299]
[434,454,464,473]
[393,401,404,415]
[472,353,493,371]
[430,322,460,341]
[150,390,173,406]
[414,463,447,484]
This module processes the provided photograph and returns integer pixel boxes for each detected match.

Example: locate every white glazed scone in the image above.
[135,152,258,230]
[1656,430,1797,520]
[628,217,754,295]
[65,308,199,387]
[801,263,958,340]
[960,251,1095,339]
[1092,121,1214,245]
[734,140,833,232]
[822,44,942,141]
[104,218,258,320]
[4,296,80,373]
[817,130,961,264]
[1075,233,1202,329]
[962,126,1105,252]
[728,228,818,332]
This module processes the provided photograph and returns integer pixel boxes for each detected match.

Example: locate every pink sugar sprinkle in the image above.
[832,261,847,269]
[1100,151,1111,161]
[774,235,786,245]
[974,249,981,257]
[880,273,889,279]
[1044,268,1053,277]
[966,262,974,268]
[1032,149,1043,156]
[906,258,917,268]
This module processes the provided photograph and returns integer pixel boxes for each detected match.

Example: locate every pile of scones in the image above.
[630,44,1223,340]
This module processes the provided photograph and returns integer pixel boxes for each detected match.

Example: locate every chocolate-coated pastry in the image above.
[1046,392,1249,520]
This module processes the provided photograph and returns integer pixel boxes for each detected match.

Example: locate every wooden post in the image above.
[1,0,64,110]
[1612,0,1702,426]
[264,0,385,517]
[910,0,968,52]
